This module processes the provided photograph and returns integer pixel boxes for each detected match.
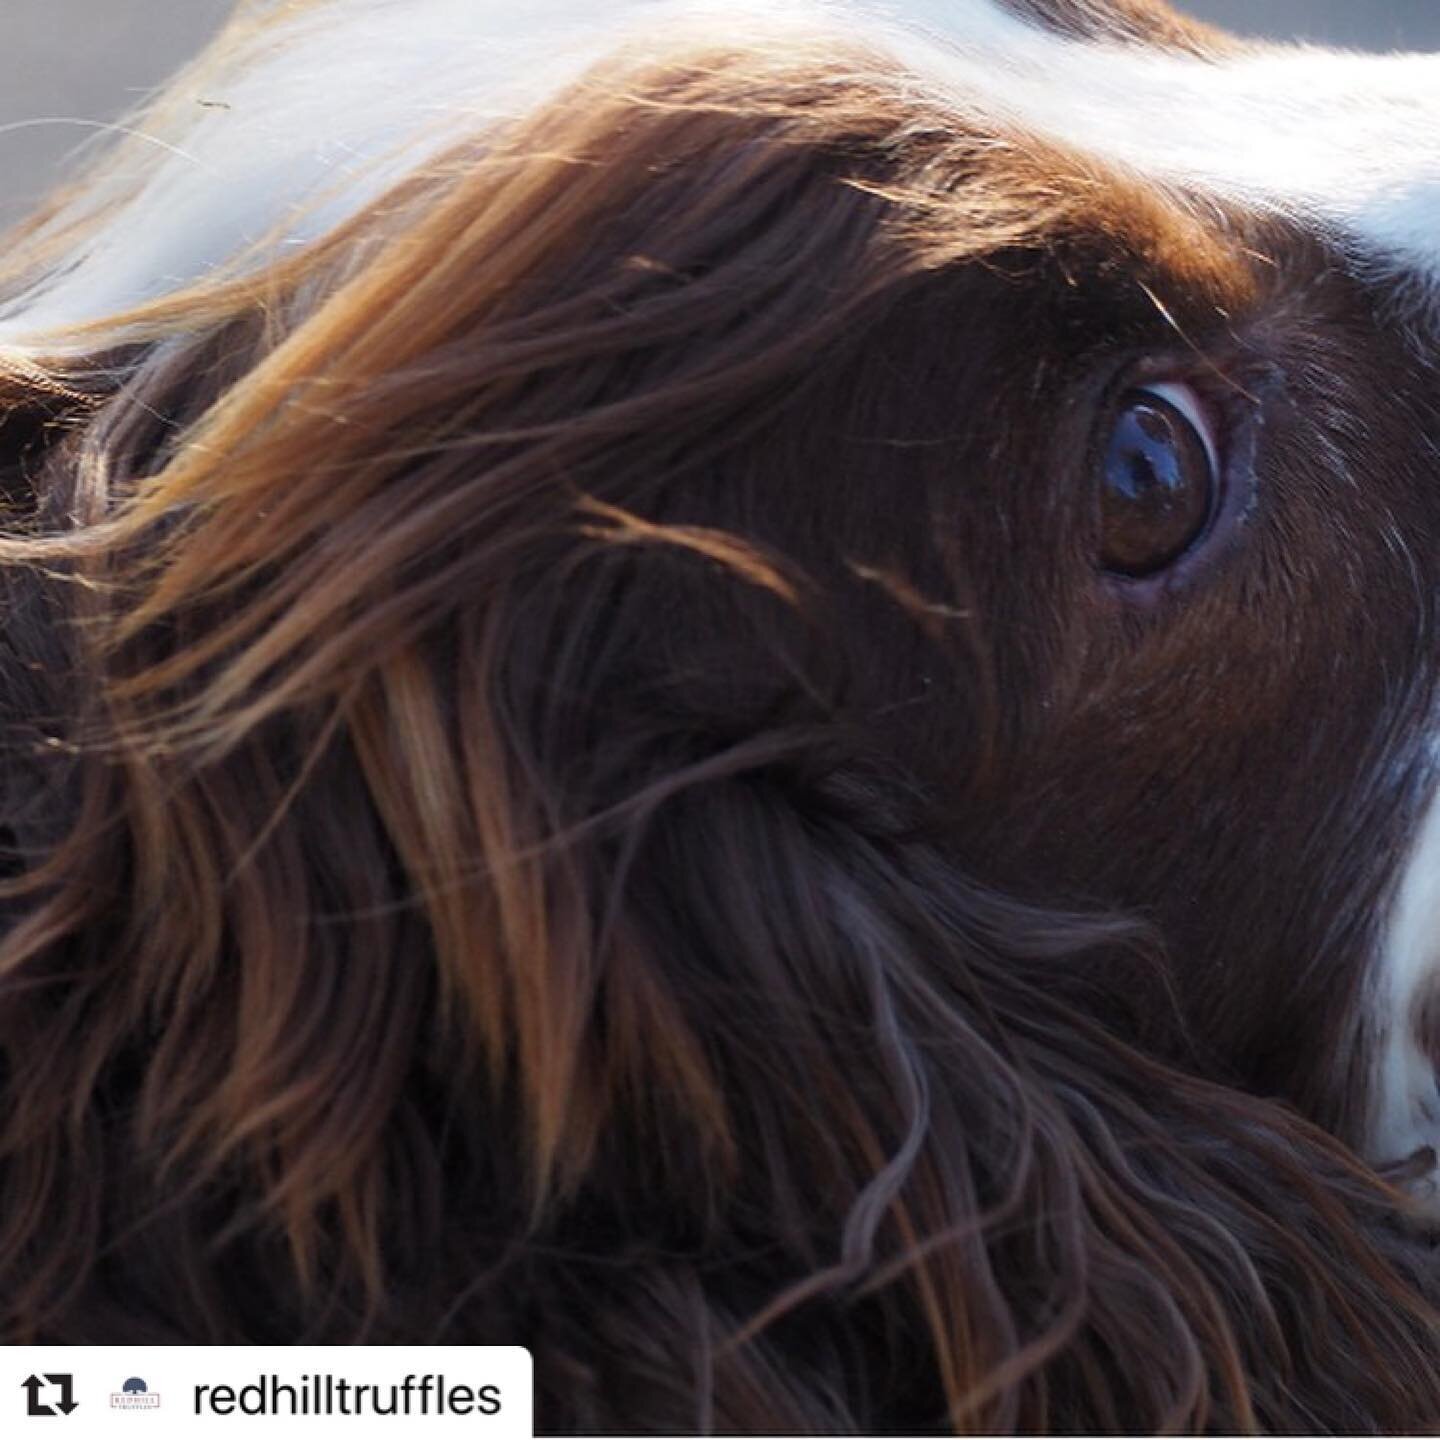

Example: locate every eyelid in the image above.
[1136,380,1221,477]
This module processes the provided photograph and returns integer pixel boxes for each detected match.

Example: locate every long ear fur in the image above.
[0,28,1437,1435]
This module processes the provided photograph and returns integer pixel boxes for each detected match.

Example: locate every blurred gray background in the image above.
[2,1,1439,226]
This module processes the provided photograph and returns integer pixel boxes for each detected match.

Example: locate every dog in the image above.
[1,0,1440,1429]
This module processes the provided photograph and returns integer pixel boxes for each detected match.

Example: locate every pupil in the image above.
[1128,449,1159,497]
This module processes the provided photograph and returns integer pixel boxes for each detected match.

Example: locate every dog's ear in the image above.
[0,48,921,1347]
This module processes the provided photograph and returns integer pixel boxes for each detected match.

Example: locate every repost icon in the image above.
[22,1373,78,1418]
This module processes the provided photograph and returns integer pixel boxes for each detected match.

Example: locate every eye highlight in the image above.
[1098,381,1220,580]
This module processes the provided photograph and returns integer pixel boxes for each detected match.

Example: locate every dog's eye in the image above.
[1098,381,1219,579]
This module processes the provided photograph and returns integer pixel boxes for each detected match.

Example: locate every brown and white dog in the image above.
[2,0,1440,1430]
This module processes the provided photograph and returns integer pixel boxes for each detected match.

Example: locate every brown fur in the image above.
[1004,0,1229,53]
[0,8,1438,1433]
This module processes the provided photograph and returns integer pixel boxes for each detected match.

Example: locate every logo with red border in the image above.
[110,1378,161,1411]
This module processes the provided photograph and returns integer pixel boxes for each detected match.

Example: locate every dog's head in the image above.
[2,0,1440,1428]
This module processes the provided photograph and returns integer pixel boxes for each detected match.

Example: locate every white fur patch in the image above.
[1372,783,1440,1177]
[1,0,1439,343]
[890,3,1440,271]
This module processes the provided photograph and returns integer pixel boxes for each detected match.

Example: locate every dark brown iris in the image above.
[1099,391,1215,578]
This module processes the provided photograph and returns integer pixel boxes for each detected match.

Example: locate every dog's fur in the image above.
[2,0,1440,1430]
